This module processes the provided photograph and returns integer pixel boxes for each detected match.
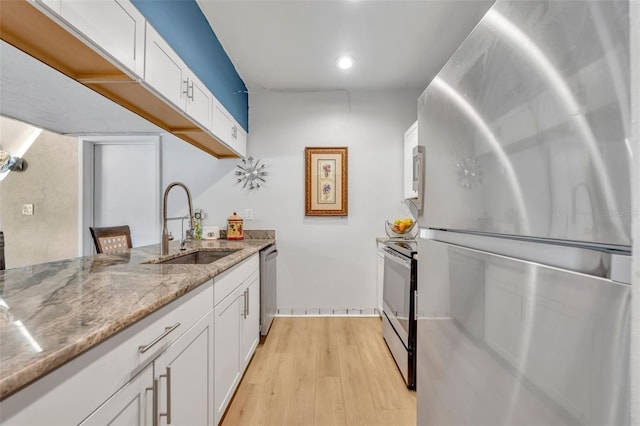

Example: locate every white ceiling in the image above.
[0,1,495,138]
[197,0,496,92]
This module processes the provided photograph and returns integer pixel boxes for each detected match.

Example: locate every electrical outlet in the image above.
[22,204,34,216]
[245,208,254,220]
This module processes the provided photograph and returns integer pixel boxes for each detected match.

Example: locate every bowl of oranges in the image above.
[385,217,416,239]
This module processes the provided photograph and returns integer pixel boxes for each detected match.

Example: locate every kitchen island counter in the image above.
[0,236,274,400]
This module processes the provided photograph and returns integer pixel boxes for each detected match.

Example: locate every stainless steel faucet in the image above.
[162,182,195,255]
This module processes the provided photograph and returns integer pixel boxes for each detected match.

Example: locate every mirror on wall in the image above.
[0,115,80,269]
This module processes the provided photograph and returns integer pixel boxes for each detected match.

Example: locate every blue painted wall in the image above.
[132,0,248,131]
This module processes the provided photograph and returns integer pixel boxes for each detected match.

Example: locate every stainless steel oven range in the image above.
[382,240,417,389]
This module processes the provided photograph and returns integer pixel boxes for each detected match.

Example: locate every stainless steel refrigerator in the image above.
[416,1,632,425]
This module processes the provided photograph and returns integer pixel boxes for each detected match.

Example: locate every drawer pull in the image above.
[138,323,181,353]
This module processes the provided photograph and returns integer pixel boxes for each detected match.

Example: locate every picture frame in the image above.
[305,147,348,216]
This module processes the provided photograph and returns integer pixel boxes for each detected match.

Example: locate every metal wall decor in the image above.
[235,157,267,190]
[456,156,481,189]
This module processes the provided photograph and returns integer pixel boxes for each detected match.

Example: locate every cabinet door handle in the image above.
[159,367,172,424]
[183,79,194,100]
[232,125,238,140]
[242,290,248,319]
[183,79,189,98]
[152,378,159,426]
[139,323,181,353]
[246,287,250,316]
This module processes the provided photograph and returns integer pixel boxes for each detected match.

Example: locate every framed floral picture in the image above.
[305,147,348,216]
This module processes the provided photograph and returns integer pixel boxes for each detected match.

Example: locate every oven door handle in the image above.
[383,248,411,268]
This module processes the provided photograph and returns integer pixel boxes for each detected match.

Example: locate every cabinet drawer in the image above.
[214,254,259,306]
[0,281,213,425]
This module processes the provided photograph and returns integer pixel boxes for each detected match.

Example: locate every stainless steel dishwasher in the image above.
[260,243,278,336]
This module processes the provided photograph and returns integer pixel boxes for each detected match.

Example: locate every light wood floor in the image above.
[221,317,416,426]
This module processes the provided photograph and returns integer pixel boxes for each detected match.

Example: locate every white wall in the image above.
[162,89,419,311]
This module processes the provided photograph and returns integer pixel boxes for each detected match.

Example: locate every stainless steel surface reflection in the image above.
[418,0,631,247]
[415,0,633,424]
[417,239,630,426]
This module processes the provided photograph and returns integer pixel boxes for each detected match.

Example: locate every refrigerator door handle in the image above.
[611,254,631,285]
[422,228,630,283]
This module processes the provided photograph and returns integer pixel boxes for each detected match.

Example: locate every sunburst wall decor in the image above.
[235,157,267,190]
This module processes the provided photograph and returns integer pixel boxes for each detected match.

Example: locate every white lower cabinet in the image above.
[213,254,260,424]
[241,276,260,369]
[214,287,243,423]
[82,308,215,426]
[156,310,215,425]
[79,293,215,426]
[79,364,154,425]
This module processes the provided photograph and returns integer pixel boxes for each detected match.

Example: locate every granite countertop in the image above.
[0,232,275,400]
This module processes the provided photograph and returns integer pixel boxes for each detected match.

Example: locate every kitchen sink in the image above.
[153,249,241,265]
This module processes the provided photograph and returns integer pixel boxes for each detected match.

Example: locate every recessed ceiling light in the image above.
[336,56,354,70]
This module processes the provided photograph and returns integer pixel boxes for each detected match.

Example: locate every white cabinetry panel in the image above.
[403,121,418,199]
[36,0,61,14]
[59,0,145,76]
[158,310,214,425]
[213,254,260,424]
[79,364,153,426]
[377,242,385,315]
[241,276,260,368]
[185,71,212,130]
[211,99,232,144]
[232,121,247,158]
[214,289,243,424]
[144,23,187,109]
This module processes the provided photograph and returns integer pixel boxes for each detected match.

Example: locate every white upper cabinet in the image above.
[211,98,232,143]
[144,23,212,130]
[37,0,61,14]
[403,121,418,199]
[231,120,248,158]
[211,97,247,158]
[184,70,212,130]
[57,0,146,76]
[144,23,188,109]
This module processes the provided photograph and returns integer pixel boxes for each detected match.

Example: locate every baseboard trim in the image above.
[276,308,382,317]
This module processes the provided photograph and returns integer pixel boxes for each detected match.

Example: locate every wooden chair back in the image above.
[89,225,132,254]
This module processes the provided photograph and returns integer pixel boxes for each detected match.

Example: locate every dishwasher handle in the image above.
[262,244,278,261]
[265,249,278,261]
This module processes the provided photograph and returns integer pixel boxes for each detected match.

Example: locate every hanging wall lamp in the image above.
[0,149,27,173]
